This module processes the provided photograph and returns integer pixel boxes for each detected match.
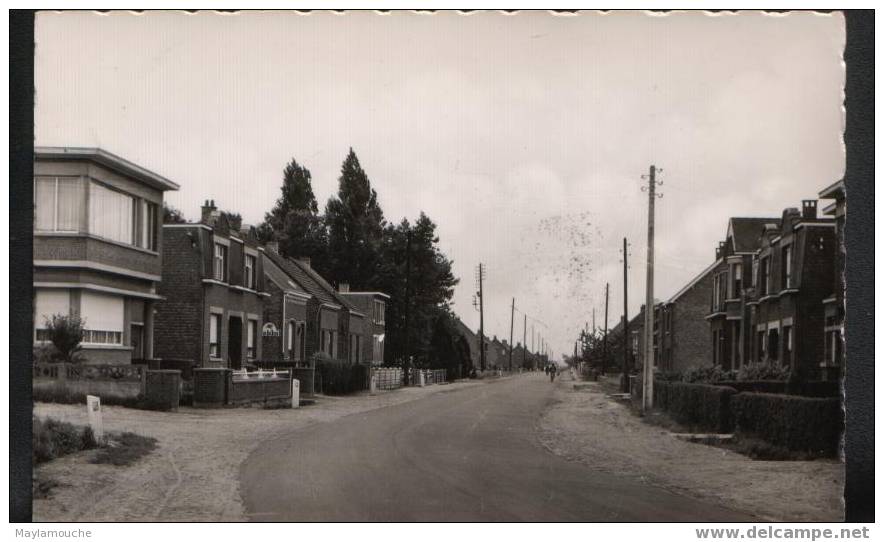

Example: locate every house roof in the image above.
[818,179,845,200]
[287,257,364,315]
[34,146,180,192]
[666,258,721,305]
[727,217,779,253]
[263,250,340,308]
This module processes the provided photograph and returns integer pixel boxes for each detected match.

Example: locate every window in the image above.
[350,334,361,363]
[373,300,385,325]
[751,258,759,289]
[321,329,335,356]
[35,177,84,232]
[782,325,793,366]
[139,200,159,251]
[824,316,842,366]
[768,328,779,362]
[286,320,295,359]
[757,330,766,361]
[760,257,771,295]
[80,291,124,346]
[209,314,221,358]
[89,182,135,245]
[34,289,72,341]
[213,243,228,282]
[373,334,385,362]
[782,245,793,289]
[247,319,257,359]
[732,263,742,297]
[244,254,256,290]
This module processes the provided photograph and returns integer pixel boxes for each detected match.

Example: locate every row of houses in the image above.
[453,318,547,371]
[621,180,845,381]
[32,147,388,370]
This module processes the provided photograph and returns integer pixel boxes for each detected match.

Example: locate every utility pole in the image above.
[642,165,661,414]
[592,308,596,334]
[622,237,630,392]
[522,314,527,368]
[477,263,486,371]
[603,282,609,374]
[404,228,412,385]
[508,298,515,371]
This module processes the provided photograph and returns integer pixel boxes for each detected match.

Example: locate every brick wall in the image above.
[671,269,715,373]
[154,227,205,364]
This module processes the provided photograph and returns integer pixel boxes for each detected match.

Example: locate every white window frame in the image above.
[35,176,84,233]
[209,313,222,358]
[247,318,258,359]
[213,243,228,282]
[244,254,256,290]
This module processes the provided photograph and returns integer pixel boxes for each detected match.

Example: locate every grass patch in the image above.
[32,416,98,465]
[723,435,821,461]
[90,432,158,466]
[32,477,67,499]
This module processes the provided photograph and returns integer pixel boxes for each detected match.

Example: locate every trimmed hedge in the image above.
[316,361,369,395]
[731,392,842,456]
[655,380,738,433]
[716,380,840,398]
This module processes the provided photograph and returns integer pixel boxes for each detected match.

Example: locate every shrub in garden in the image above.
[315,354,369,395]
[41,314,87,364]
[32,416,97,464]
[731,392,842,456]
[654,380,738,433]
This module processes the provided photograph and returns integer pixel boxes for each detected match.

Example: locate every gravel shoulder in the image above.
[536,374,844,522]
[33,379,485,522]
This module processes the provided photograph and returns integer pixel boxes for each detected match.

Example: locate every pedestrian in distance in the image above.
[548,363,557,383]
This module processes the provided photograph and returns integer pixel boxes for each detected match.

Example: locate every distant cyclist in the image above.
[547,363,557,383]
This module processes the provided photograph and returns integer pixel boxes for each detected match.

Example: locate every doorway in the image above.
[130,323,144,362]
[229,316,243,370]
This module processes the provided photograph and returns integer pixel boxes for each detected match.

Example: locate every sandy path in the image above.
[537,375,844,522]
[33,380,485,522]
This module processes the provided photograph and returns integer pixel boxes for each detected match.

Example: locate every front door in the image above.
[229,316,243,369]
[130,324,144,362]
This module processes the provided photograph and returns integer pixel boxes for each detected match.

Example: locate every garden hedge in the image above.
[316,361,369,395]
[654,380,738,433]
[731,392,842,456]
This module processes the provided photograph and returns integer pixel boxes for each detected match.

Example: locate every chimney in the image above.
[298,256,311,268]
[802,200,818,220]
[715,241,725,260]
[201,199,219,226]
[265,241,279,254]
[339,282,350,293]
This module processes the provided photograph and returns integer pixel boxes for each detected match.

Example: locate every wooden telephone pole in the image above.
[603,282,609,374]
[622,237,630,392]
[642,165,660,414]
[522,313,527,368]
[508,298,515,371]
[477,263,486,371]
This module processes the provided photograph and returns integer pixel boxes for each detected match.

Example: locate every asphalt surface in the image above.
[240,372,755,521]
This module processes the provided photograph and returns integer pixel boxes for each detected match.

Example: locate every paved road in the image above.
[240,373,754,521]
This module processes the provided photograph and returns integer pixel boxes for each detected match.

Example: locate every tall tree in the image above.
[163,202,187,224]
[220,211,242,231]
[377,213,458,366]
[260,158,329,274]
[325,148,386,289]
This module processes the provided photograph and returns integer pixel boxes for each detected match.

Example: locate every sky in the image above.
[35,10,845,359]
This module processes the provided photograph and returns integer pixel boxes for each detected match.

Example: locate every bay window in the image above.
[34,289,72,342]
[89,182,135,245]
[35,177,84,232]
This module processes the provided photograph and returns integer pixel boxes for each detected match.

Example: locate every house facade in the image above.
[706,217,778,371]
[656,260,718,373]
[745,200,836,379]
[33,147,179,364]
[818,180,845,380]
[338,286,389,365]
[154,201,268,369]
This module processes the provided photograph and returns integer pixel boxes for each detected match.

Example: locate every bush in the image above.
[32,417,97,464]
[731,392,842,456]
[654,380,738,433]
[736,363,790,382]
[316,360,369,395]
[681,366,737,384]
[41,314,87,364]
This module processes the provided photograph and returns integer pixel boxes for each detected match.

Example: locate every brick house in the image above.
[453,316,482,371]
[706,217,778,371]
[261,248,366,365]
[154,201,268,369]
[745,200,836,378]
[338,286,389,365]
[818,180,845,379]
[656,260,718,373]
[33,147,179,364]
[260,248,312,364]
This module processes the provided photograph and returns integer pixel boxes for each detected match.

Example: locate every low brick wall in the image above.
[229,374,292,407]
[33,362,146,401]
[193,368,231,408]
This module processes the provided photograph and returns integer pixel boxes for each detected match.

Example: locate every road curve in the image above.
[240,373,755,521]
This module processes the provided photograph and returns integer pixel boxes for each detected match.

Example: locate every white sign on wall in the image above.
[262,322,280,337]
